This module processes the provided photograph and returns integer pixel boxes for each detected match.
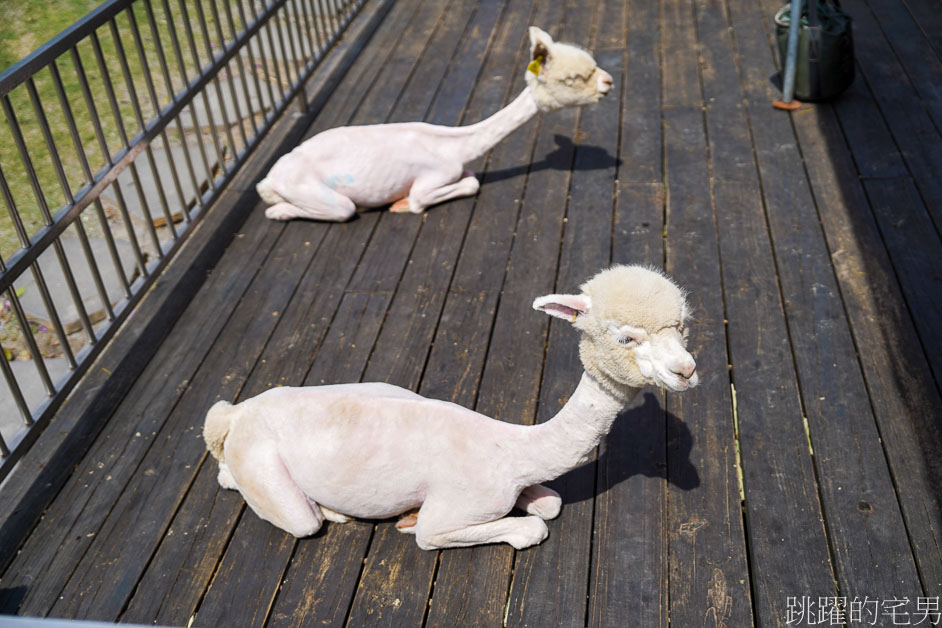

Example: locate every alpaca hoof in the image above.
[509,517,549,549]
[395,511,418,532]
[320,506,352,524]
[527,495,562,520]
[265,204,294,221]
[389,198,411,213]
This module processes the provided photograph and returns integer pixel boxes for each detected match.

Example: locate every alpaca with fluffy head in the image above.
[203,265,697,549]
[255,27,613,221]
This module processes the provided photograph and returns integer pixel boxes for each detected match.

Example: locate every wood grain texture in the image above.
[661,104,753,628]
[732,0,925,606]
[791,100,942,596]
[5,0,942,622]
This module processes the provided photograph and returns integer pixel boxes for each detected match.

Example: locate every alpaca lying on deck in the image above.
[255,27,613,221]
[204,265,698,550]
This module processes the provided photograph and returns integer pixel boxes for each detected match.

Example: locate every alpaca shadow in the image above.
[562,392,700,505]
[482,134,621,185]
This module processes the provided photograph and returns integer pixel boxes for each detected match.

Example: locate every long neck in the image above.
[452,87,540,163]
[516,372,639,486]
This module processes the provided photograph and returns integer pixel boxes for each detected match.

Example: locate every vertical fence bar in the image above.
[70,46,148,284]
[29,74,112,330]
[0,299,32,425]
[2,98,86,363]
[110,14,179,242]
[89,31,164,265]
[193,1,238,163]
[50,60,125,314]
[177,0,226,184]
[303,0,326,58]
[283,0,305,83]
[209,0,249,149]
[260,3,286,98]
[0,0,371,477]
[219,0,260,137]
[142,0,198,223]
[127,7,189,232]
[0,162,61,390]
[160,0,215,202]
[107,18,178,246]
[239,0,278,121]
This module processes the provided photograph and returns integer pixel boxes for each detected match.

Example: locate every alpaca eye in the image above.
[617,336,637,347]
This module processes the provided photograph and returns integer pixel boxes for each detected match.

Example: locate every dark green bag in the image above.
[775,0,855,101]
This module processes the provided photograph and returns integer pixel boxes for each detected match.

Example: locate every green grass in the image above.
[0,0,104,70]
[0,0,250,260]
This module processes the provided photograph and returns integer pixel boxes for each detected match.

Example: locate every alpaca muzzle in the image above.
[597,70,614,95]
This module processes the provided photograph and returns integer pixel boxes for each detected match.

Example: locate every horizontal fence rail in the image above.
[0,0,365,479]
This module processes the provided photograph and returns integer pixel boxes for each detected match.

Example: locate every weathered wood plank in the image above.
[731,0,925,606]
[49,218,331,621]
[504,8,631,628]
[790,99,942,596]
[591,133,671,628]
[661,104,753,628]
[0,206,286,617]
[692,0,839,623]
[862,0,942,130]
[344,3,532,624]
[420,1,560,623]
[264,293,392,628]
[714,178,835,623]
[424,19,585,624]
[162,0,471,623]
[661,0,701,109]
[655,3,754,624]
[838,0,942,236]
[71,0,434,620]
[589,181,669,626]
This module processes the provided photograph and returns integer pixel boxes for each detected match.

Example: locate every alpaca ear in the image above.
[532,293,592,322]
[529,26,553,63]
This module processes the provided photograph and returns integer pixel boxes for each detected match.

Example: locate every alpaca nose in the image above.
[672,359,696,380]
[598,72,614,94]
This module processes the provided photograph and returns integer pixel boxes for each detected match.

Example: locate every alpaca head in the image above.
[533,265,698,397]
[524,26,614,111]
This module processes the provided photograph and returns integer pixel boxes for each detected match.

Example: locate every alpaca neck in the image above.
[453,88,540,163]
[518,372,639,486]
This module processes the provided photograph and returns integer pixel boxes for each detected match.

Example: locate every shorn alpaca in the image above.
[204,265,698,550]
[255,27,613,221]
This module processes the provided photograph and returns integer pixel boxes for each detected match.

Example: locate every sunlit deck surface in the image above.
[2,0,942,624]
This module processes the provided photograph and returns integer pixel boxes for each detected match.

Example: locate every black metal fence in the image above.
[0,0,364,478]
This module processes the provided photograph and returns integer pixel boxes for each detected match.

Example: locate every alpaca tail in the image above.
[256,177,283,205]
[204,400,235,461]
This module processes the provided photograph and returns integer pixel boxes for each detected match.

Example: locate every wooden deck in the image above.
[2,0,942,624]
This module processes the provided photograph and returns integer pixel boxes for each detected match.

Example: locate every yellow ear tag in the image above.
[571,311,578,323]
[528,55,543,76]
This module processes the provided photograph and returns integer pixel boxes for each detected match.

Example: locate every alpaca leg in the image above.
[413,500,548,549]
[217,461,238,490]
[226,443,324,537]
[319,505,352,524]
[416,515,549,550]
[516,484,562,520]
[263,179,356,222]
[394,174,480,214]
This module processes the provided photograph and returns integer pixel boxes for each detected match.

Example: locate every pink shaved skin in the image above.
[204,266,699,550]
[255,27,613,222]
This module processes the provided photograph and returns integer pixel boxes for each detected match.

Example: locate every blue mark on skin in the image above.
[325,174,355,190]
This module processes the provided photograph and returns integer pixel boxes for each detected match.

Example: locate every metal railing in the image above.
[0,0,365,478]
